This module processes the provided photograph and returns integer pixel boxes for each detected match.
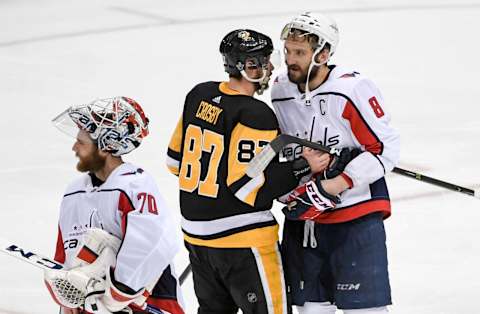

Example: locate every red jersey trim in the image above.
[118,192,135,236]
[54,225,65,264]
[313,199,391,224]
[110,287,135,302]
[342,100,383,155]
[340,172,354,188]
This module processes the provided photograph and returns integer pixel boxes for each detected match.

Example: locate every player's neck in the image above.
[94,157,123,182]
[299,65,330,93]
[227,78,256,96]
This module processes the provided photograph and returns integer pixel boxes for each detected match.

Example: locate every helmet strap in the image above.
[240,67,269,95]
[305,44,329,105]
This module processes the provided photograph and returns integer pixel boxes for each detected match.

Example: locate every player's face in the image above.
[284,39,318,84]
[72,130,106,173]
[245,57,274,91]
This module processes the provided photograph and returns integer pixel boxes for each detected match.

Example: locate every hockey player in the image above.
[166,29,328,314]
[271,12,400,314]
[49,97,184,314]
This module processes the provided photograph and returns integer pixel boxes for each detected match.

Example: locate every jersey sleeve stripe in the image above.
[54,225,66,264]
[166,154,180,176]
[118,191,135,236]
[167,148,181,161]
[342,100,384,155]
[168,117,183,153]
[234,174,265,207]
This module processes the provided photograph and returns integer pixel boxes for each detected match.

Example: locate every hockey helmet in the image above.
[281,12,339,57]
[220,29,273,77]
[53,97,149,156]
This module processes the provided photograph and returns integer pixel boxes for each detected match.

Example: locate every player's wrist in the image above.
[320,176,350,196]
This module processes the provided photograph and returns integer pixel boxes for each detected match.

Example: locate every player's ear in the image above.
[314,48,330,64]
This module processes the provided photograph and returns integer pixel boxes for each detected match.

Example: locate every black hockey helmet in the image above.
[219,29,273,76]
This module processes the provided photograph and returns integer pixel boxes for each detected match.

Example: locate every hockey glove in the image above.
[283,178,340,221]
[292,157,311,180]
[324,147,362,179]
[84,267,146,314]
[44,229,120,309]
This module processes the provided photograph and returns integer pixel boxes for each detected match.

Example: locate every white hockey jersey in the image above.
[271,65,400,223]
[54,162,182,291]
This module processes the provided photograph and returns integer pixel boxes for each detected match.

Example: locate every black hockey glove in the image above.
[324,148,362,179]
[292,157,311,180]
[283,177,340,221]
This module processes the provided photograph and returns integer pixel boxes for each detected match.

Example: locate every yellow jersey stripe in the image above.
[168,117,183,153]
[183,225,278,248]
[252,244,287,314]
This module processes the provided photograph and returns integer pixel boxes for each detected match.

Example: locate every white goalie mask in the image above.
[280,12,339,58]
[53,97,149,156]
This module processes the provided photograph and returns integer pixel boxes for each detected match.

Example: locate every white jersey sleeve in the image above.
[341,77,400,187]
[114,172,181,291]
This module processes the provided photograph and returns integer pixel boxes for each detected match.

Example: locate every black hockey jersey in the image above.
[167,81,298,248]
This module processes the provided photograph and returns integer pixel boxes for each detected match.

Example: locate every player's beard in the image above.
[76,146,106,173]
[287,64,319,85]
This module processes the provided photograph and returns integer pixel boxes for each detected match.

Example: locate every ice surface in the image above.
[0,0,479,313]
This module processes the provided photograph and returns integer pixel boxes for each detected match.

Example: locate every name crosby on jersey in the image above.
[196,100,223,125]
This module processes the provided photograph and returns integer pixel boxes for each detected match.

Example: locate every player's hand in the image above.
[302,147,331,173]
[62,308,81,314]
[283,178,340,220]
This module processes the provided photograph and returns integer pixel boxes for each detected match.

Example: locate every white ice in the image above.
[0,0,479,313]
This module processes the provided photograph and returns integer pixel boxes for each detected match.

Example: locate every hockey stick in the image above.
[179,263,192,285]
[246,134,479,199]
[0,237,63,270]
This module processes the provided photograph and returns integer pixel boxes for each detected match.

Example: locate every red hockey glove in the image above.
[283,179,340,220]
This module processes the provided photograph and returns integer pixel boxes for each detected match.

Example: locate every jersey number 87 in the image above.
[179,125,224,198]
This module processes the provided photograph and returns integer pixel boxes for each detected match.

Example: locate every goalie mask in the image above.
[53,97,149,156]
[220,29,274,94]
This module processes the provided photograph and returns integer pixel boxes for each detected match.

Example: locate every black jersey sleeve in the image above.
[226,100,298,208]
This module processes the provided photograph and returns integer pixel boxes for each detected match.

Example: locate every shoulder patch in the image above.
[340,71,360,79]
[120,168,144,176]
